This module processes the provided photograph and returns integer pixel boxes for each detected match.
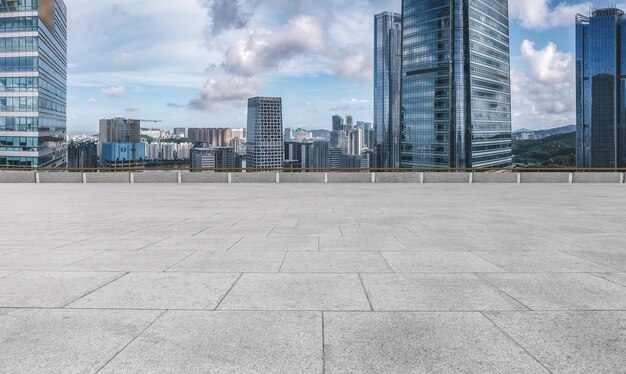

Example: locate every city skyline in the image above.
[65,0,624,134]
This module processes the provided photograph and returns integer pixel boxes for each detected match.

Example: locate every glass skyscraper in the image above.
[0,0,67,169]
[374,12,402,169]
[576,8,626,168]
[246,97,284,170]
[401,0,512,169]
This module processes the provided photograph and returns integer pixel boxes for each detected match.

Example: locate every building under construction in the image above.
[98,118,145,169]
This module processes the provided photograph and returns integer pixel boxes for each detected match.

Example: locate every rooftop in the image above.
[1,183,625,373]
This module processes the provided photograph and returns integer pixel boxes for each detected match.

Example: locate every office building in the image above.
[188,128,245,147]
[330,147,343,169]
[401,0,512,168]
[246,97,284,169]
[99,118,144,168]
[190,144,236,171]
[311,141,330,169]
[0,0,67,168]
[67,141,97,171]
[284,141,313,170]
[576,8,626,168]
[374,12,402,169]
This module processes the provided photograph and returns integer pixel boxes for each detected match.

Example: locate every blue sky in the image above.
[65,0,621,134]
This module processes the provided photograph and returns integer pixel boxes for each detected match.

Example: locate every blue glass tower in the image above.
[400,0,512,169]
[0,0,67,169]
[576,8,626,168]
[374,12,402,169]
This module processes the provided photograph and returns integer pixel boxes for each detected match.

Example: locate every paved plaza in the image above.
[0,183,626,373]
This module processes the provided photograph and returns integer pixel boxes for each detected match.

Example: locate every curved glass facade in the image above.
[576,8,626,168]
[374,12,402,169]
[0,0,67,168]
[401,0,512,169]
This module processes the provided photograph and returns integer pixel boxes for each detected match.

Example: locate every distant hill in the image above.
[513,125,575,138]
[512,132,576,167]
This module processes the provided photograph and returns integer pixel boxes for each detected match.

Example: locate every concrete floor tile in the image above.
[218,273,370,311]
[231,236,318,251]
[471,235,582,251]
[270,226,343,238]
[382,251,506,273]
[473,251,616,273]
[281,251,392,273]
[68,272,240,310]
[594,272,626,287]
[319,236,407,251]
[324,312,549,373]
[0,271,124,307]
[564,250,626,271]
[485,311,626,374]
[199,225,276,237]
[143,236,243,251]
[0,271,14,278]
[482,273,626,310]
[396,234,483,251]
[170,251,285,273]
[0,249,104,270]
[63,250,194,272]
[361,274,526,311]
[59,236,168,250]
[99,311,322,374]
[0,309,162,374]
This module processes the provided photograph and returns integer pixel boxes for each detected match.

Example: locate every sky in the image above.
[65,0,624,134]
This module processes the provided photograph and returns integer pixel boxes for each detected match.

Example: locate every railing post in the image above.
[82,173,87,184]
[469,172,474,184]
[35,172,40,184]
[227,172,232,184]
[517,173,522,184]
[129,172,134,184]
[621,173,625,184]
[276,172,280,184]
[569,173,574,184]
[419,172,425,184]
[177,172,182,184]
[371,172,376,184]
[324,172,328,184]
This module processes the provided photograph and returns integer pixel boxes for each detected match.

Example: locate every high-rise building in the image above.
[99,118,144,169]
[0,0,67,169]
[311,141,330,169]
[246,97,284,169]
[284,141,313,170]
[67,141,97,171]
[401,0,512,169]
[576,8,626,168]
[374,12,402,169]
[332,115,344,132]
[190,144,236,172]
[173,128,186,138]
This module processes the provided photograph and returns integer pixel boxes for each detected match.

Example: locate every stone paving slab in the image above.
[143,236,243,251]
[319,235,408,251]
[63,250,195,272]
[68,272,241,310]
[482,273,626,310]
[381,251,506,273]
[324,312,549,373]
[59,236,168,250]
[485,311,626,374]
[594,272,626,287]
[565,250,626,271]
[170,251,286,273]
[280,251,393,273]
[98,311,323,374]
[218,273,371,311]
[395,234,484,251]
[0,249,105,270]
[0,308,162,374]
[361,274,526,311]
[231,236,319,251]
[0,271,124,307]
[473,250,616,273]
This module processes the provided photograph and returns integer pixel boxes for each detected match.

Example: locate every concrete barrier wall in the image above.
[327,173,373,183]
[473,173,519,184]
[132,173,178,184]
[520,172,571,183]
[181,173,229,184]
[86,173,130,184]
[573,172,622,184]
[279,172,326,183]
[38,173,84,183]
[1,171,625,184]
[423,172,470,183]
[0,172,35,183]
[230,172,276,183]
[375,173,423,183]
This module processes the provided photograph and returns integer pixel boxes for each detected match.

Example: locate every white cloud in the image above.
[509,0,591,29]
[102,86,128,97]
[512,40,575,130]
[188,75,266,110]
[88,98,97,104]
